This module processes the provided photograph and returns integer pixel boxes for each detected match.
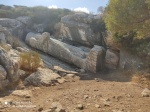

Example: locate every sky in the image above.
[0,0,109,13]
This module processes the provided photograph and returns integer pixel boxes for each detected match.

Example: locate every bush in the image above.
[19,51,41,73]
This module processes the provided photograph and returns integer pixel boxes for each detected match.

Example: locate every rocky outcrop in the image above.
[0,65,9,90]
[105,49,120,69]
[119,49,143,71]
[0,47,20,83]
[24,68,62,86]
[0,25,13,45]
[0,16,32,40]
[26,32,106,73]
[0,45,21,91]
[59,13,106,47]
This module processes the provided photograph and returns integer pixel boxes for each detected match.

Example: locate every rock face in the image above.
[0,16,32,40]
[0,65,9,90]
[0,25,13,45]
[119,49,143,71]
[0,65,7,80]
[24,68,62,86]
[0,47,19,83]
[59,13,106,47]
[105,49,120,69]
[26,32,106,73]
[0,46,20,90]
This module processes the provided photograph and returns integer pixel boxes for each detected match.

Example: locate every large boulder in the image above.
[105,49,120,69]
[26,32,106,73]
[0,25,13,45]
[0,46,21,91]
[24,68,61,86]
[59,13,106,47]
[0,16,32,40]
[119,49,143,71]
[0,47,19,82]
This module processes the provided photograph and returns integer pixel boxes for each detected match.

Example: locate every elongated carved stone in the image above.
[26,32,106,73]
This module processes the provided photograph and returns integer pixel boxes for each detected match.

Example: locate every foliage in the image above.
[105,0,150,39]
[19,51,41,73]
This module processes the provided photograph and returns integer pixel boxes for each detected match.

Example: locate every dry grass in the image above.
[0,43,11,51]
[19,51,41,73]
[131,70,150,88]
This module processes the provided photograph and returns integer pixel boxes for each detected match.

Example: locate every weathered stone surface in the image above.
[0,25,13,45]
[0,47,19,82]
[0,32,6,43]
[119,49,143,71]
[16,47,29,53]
[105,49,120,69]
[0,18,22,28]
[33,24,44,33]
[12,90,32,98]
[0,65,7,80]
[59,13,106,47]
[142,88,150,97]
[0,16,32,40]
[25,32,106,73]
[24,68,61,86]
[16,16,31,26]
[85,45,106,73]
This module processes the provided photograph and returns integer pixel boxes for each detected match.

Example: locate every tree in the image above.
[105,0,150,39]
[97,6,105,14]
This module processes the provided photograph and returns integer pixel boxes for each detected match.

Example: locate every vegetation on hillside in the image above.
[105,0,150,39]
[0,5,74,34]
[104,0,150,61]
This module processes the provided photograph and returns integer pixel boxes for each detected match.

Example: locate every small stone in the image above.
[112,110,123,112]
[94,78,101,82]
[76,104,84,110]
[87,103,91,106]
[142,88,150,97]
[57,78,66,84]
[38,107,43,111]
[103,99,111,106]
[105,98,110,101]
[66,74,75,78]
[83,95,89,99]
[95,104,100,108]
[42,109,53,112]
[50,102,65,112]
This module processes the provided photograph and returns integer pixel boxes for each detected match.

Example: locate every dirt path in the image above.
[0,74,150,112]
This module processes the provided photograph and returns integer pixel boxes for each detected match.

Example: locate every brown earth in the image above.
[0,71,150,112]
